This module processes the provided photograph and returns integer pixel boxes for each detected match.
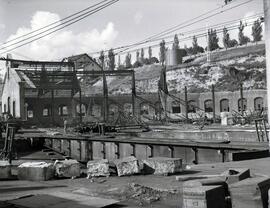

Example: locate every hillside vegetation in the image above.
[82,42,266,96]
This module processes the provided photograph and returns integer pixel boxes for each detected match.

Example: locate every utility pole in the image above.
[264,0,270,146]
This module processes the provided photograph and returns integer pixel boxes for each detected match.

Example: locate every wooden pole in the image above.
[185,86,188,122]
[263,0,270,147]
[79,90,82,123]
[211,84,216,123]
[51,90,54,125]
[240,83,244,117]
[131,70,136,116]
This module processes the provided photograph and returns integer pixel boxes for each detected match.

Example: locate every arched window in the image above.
[92,105,101,117]
[204,99,213,112]
[171,101,181,114]
[220,99,230,112]
[76,104,87,116]
[188,100,196,113]
[109,104,119,117]
[124,103,132,115]
[140,103,150,115]
[238,98,247,112]
[58,105,68,116]
[43,105,52,117]
[254,97,264,111]
[26,103,34,118]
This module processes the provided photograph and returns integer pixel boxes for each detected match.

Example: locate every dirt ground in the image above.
[1,157,270,208]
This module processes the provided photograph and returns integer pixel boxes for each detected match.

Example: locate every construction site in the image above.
[1,0,270,207]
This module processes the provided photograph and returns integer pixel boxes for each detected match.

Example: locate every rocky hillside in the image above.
[82,42,266,96]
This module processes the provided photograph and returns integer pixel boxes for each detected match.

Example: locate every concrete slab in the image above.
[229,177,270,208]
[18,162,54,181]
[87,159,110,177]
[183,185,226,208]
[221,168,250,184]
[0,160,12,179]
[143,157,182,175]
[8,192,119,208]
[114,156,140,176]
[54,160,81,178]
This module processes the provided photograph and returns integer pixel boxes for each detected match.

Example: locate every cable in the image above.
[1,0,111,46]
[88,13,262,56]
[114,0,254,55]
[0,0,118,52]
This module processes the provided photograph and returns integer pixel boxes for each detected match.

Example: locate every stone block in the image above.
[0,161,11,179]
[183,185,226,208]
[87,159,110,177]
[229,177,270,208]
[18,162,54,181]
[221,168,250,184]
[54,159,81,178]
[143,157,182,175]
[114,156,140,176]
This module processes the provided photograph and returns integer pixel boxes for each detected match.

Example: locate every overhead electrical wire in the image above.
[0,0,111,46]
[88,12,262,56]
[114,0,254,55]
[0,0,119,55]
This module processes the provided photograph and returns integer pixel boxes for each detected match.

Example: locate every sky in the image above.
[0,0,264,68]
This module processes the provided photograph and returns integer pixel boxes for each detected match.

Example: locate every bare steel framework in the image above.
[2,58,136,124]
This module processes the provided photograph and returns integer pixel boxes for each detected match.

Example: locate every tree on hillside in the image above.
[208,29,219,51]
[172,34,179,50]
[252,19,263,42]
[141,48,144,61]
[99,50,105,68]
[108,49,115,70]
[238,21,250,45]
[148,46,152,59]
[136,50,140,62]
[125,53,132,69]
[159,40,166,65]
[223,27,230,49]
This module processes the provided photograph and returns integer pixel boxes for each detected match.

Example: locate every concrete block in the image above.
[0,161,11,179]
[143,157,182,175]
[114,156,140,176]
[87,159,110,177]
[221,168,250,184]
[183,185,226,208]
[229,177,270,208]
[54,159,81,178]
[18,162,54,181]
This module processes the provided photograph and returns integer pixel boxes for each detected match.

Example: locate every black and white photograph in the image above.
[0,0,269,207]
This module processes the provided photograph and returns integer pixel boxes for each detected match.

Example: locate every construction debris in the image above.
[54,159,81,178]
[87,159,110,177]
[114,156,140,176]
[143,157,182,175]
[18,162,54,181]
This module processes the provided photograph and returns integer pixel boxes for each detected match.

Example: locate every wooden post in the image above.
[115,142,120,159]
[79,90,82,123]
[211,85,216,123]
[192,147,198,165]
[148,145,153,158]
[101,142,106,159]
[51,90,54,125]
[184,86,188,122]
[131,70,136,116]
[264,0,270,147]
[68,140,71,157]
[168,146,174,158]
[220,149,225,163]
[131,144,136,157]
[78,140,82,161]
[240,83,244,117]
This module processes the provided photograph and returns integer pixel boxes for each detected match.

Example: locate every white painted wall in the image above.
[1,68,22,118]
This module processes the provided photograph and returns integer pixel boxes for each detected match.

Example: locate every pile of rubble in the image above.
[0,156,183,181]
[179,168,270,208]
